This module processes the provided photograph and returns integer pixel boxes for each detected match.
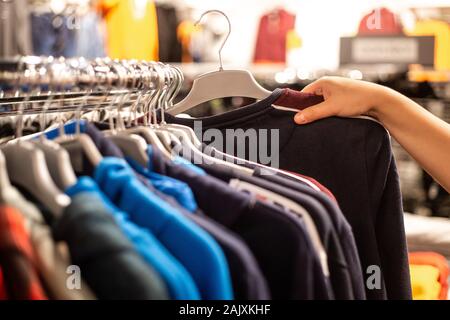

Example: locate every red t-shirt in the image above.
[253,9,296,63]
[0,268,7,300]
[0,206,47,300]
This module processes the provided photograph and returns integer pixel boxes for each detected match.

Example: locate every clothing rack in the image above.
[0,56,182,116]
[0,52,416,303]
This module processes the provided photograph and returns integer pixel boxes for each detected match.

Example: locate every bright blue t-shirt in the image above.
[146,145,206,176]
[93,157,234,300]
[126,155,198,213]
[65,176,201,300]
[43,120,87,139]
[173,156,207,176]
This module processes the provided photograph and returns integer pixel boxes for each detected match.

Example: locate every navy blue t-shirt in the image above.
[150,147,332,300]
[199,162,354,299]
[163,89,411,300]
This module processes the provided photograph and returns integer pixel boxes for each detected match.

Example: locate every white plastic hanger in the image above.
[163,66,203,149]
[34,138,78,190]
[45,57,102,172]
[150,62,180,151]
[2,107,70,217]
[122,61,174,160]
[33,108,77,190]
[0,150,15,203]
[86,58,150,165]
[155,58,254,174]
[105,91,149,167]
[54,107,102,173]
[98,59,148,166]
[30,75,77,191]
[150,50,253,174]
[168,10,272,116]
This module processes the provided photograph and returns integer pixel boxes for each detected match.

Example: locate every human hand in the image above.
[294,76,393,124]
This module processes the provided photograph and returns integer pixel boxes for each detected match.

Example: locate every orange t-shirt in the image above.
[98,0,159,60]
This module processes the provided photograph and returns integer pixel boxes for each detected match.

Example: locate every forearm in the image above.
[371,88,450,193]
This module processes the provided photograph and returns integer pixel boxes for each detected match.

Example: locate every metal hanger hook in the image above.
[194,9,231,71]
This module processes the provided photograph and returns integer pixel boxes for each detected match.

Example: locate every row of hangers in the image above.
[0,10,320,221]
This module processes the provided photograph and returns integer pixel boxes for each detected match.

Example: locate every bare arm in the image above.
[294,76,450,193]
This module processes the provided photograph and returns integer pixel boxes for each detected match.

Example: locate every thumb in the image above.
[294,101,335,124]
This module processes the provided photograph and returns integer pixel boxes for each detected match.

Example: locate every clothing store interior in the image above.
[0,0,449,301]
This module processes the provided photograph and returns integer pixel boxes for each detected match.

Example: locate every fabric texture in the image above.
[0,205,47,300]
[275,88,325,109]
[201,142,337,202]
[53,192,169,300]
[93,157,234,300]
[65,177,200,300]
[149,146,331,300]
[127,156,198,212]
[85,122,198,212]
[84,122,124,158]
[199,139,362,298]
[129,151,271,300]
[252,168,365,299]
[2,184,95,299]
[163,88,412,300]
[153,182,272,300]
[185,210,271,300]
[200,162,354,299]
[278,170,337,203]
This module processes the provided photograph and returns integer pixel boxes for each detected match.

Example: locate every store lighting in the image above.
[348,69,363,80]
[297,70,310,80]
[275,72,288,84]
[285,68,297,81]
